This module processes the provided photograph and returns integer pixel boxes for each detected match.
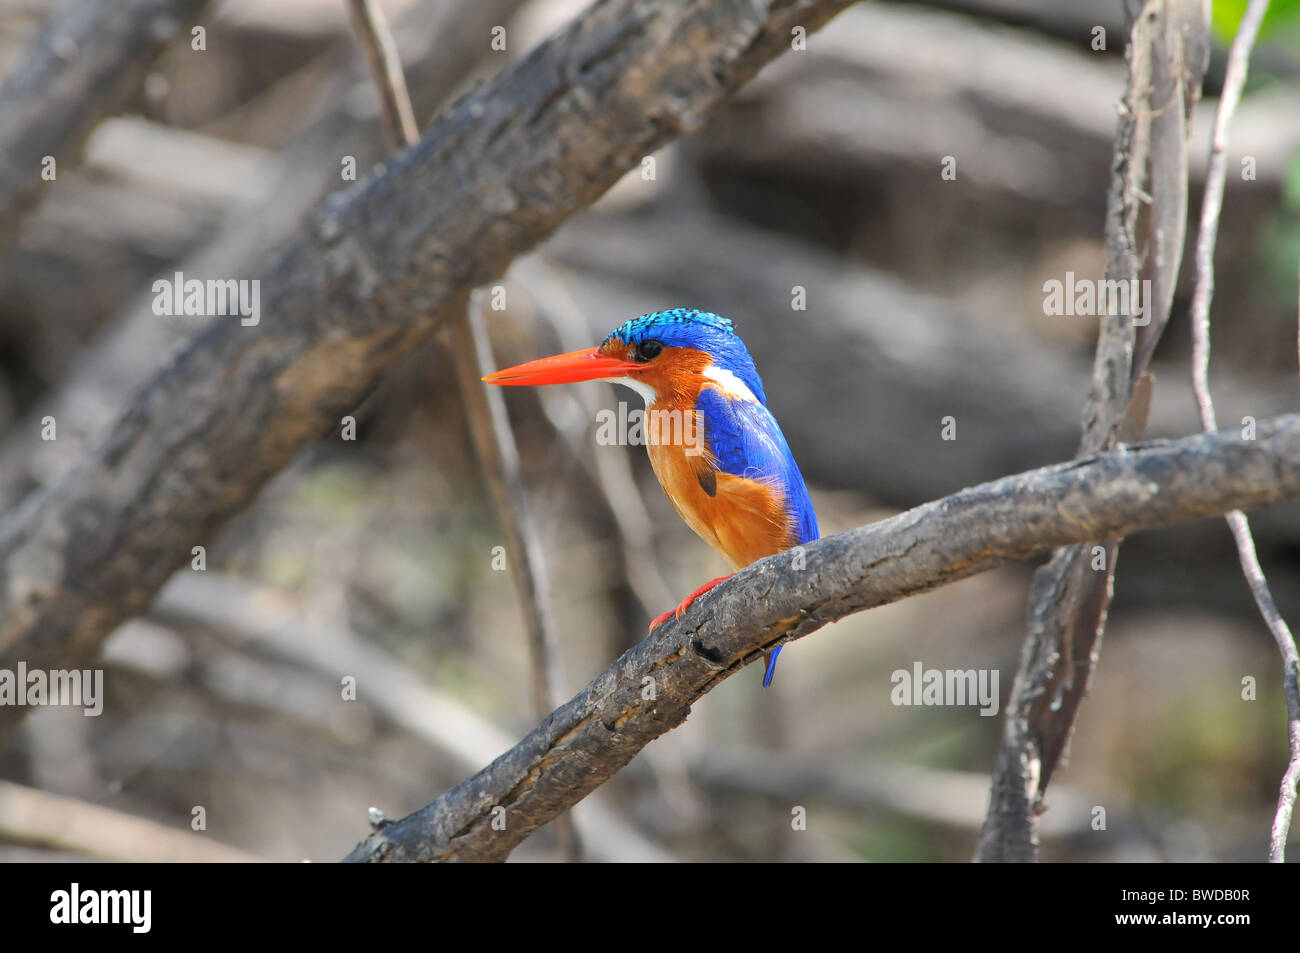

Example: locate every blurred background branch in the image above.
[0,777,259,862]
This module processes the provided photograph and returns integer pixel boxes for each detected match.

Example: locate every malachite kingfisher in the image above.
[483,308,819,687]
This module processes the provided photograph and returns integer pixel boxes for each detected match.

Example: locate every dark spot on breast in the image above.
[697,468,717,497]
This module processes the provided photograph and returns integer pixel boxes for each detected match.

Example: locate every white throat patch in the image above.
[702,364,759,403]
[606,376,658,405]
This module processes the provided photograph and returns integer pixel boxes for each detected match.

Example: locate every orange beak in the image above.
[481,347,643,386]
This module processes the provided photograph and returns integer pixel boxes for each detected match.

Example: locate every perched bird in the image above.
[483,308,818,687]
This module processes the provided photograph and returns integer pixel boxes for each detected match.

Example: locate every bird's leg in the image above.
[648,575,732,632]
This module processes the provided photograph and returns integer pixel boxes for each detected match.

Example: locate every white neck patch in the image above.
[606,376,658,405]
[703,364,759,403]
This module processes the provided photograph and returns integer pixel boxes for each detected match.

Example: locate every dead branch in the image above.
[345,414,1300,862]
[701,2,1121,207]
[450,298,567,723]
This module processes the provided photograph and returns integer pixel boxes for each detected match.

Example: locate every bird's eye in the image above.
[635,340,663,362]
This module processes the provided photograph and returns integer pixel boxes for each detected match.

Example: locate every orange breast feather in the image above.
[645,406,794,570]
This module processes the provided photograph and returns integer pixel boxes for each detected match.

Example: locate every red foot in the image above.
[648,575,732,632]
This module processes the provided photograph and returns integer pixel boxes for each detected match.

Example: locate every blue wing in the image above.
[695,387,817,690]
[695,388,819,546]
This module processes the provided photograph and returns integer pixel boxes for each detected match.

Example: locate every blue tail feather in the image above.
[762,645,783,689]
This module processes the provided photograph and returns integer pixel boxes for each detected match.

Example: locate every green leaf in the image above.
[1211,0,1300,45]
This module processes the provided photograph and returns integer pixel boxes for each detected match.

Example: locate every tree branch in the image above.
[0,0,855,746]
[344,414,1300,862]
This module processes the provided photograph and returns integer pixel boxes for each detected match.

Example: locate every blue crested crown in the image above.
[603,309,766,404]
[605,308,735,345]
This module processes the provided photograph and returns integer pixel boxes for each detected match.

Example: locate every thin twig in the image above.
[1190,0,1269,432]
[1187,0,1298,863]
[345,0,419,150]
[448,298,569,724]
